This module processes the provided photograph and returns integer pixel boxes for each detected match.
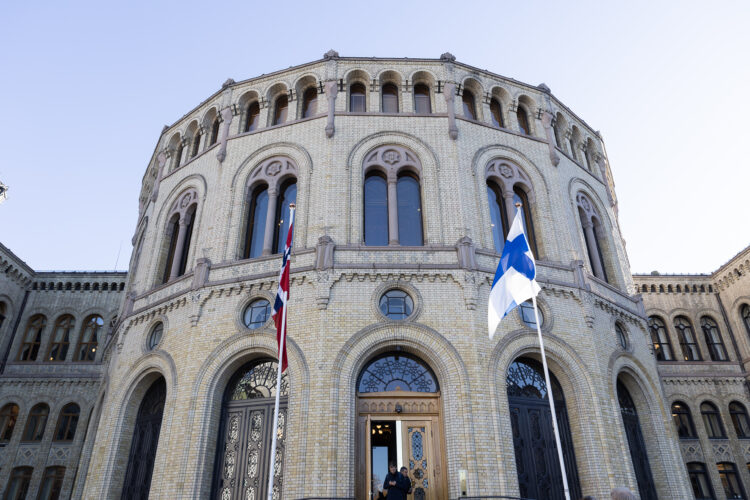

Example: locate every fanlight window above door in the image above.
[506,357,564,402]
[229,360,289,400]
[357,353,438,393]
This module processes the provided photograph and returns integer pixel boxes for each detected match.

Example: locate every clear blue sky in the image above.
[1,1,748,274]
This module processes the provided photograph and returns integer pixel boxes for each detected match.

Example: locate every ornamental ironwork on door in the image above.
[213,360,289,500]
[121,377,167,500]
[506,358,581,500]
[617,381,657,500]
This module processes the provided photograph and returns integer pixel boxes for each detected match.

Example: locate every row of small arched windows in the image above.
[0,402,80,445]
[648,314,728,362]
[639,283,713,294]
[3,466,66,500]
[685,460,745,499]
[672,400,750,440]
[31,281,124,291]
[15,314,103,363]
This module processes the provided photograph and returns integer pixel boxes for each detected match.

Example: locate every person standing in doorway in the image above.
[399,466,413,496]
[383,462,409,499]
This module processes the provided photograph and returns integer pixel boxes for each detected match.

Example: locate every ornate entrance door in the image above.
[617,381,657,500]
[402,420,436,500]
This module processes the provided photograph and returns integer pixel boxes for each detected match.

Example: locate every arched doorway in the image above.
[617,380,657,500]
[506,357,581,500]
[356,352,447,500]
[212,359,288,500]
[121,377,166,500]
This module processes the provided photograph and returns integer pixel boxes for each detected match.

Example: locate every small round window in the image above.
[519,301,543,329]
[148,322,163,350]
[616,323,628,350]
[379,290,414,320]
[243,299,271,329]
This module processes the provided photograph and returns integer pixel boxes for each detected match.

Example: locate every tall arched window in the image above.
[462,90,476,119]
[648,316,674,361]
[701,402,726,438]
[53,403,80,442]
[243,184,269,259]
[75,315,103,362]
[701,316,728,361]
[21,403,49,442]
[350,83,366,112]
[490,98,503,127]
[173,141,184,170]
[717,463,746,499]
[517,106,530,135]
[687,462,714,500]
[177,205,196,276]
[364,173,388,246]
[4,467,33,500]
[741,304,750,338]
[162,213,180,283]
[273,94,288,125]
[302,87,318,118]
[0,403,19,444]
[486,181,507,252]
[513,187,537,256]
[577,193,609,282]
[671,401,697,438]
[47,315,74,362]
[245,101,260,132]
[161,190,198,283]
[190,132,201,158]
[617,380,658,500]
[381,83,399,113]
[396,174,423,246]
[730,402,750,439]
[209,117,220,146]
[414,83,431,113]
[273,180,298,253]
[674,316,702,361]
[38,466,66,500]
[18,314,45,361]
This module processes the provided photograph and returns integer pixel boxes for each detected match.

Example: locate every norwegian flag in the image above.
[271,206,295,372]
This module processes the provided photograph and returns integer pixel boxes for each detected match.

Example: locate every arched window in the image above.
[486,181,507,252]
[717,463,746,499]
[190,132,200,158]
[302,87,318,118]
[671,401,697,438]
[358,353,438,393]
[245,101,260,132]
[490,98,503,127]
[701,402,726,438]
[148,322,164,350]
[243,184,269,259]
[350,83,366,112]
[21,403,49,442]
[617,381,658,500]
[553,121,562,147]
[701,316,728,361]
[209,117,220,146]
[53,403,80,441]
[741,304,750,337]
[38,466,66,500]
[4,467,33,500]
[381,83,399,113]
[273,94,288,125]
[517,106,530,135]
[568,137,577,160]
[648,316,674,361]
[162,213,180,283]
[577,194,609,282]
[462,90,476,120]
[173,141,184,170]
[687,462,714,500]
[75,315,103,362]
[273,180,297,254]
[674,316,702,361]
[513,187,537,256]
[161,190,198,283]
[0,403,19,444]
[0,301,6,330]
[18,314,45,361]
[47,315,74,362]
[364,173,388,246]
[396,174,423,246]
[730,402,750,439]
[414,83,431,113]
[615,322,628,349]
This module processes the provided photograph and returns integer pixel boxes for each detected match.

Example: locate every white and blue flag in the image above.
[488,210,541,338]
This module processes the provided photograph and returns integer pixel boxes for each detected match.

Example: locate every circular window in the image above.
[148,322,163,350]
[519,301,543,329]
[243,299,271,329]
[379,290,414,320]
[616,323,628,350]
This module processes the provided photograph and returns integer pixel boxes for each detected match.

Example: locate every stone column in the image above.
[541,111,561,166]
[262,187,279,255]
[387,175,399,245]
[444,82,458,140]
[216,107,233,163]
[582,218,605,279]
[325,80,338,138]
[507,101,520,131]
[169,218,188,279]
[503,191,517,226]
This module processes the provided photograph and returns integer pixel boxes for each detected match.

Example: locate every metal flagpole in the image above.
[531,294,571,500]
[267,205,295,500]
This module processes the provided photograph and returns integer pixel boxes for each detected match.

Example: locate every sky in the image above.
[0,1,748,274]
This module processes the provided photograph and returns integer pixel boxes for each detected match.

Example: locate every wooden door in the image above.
[401,420,436,500]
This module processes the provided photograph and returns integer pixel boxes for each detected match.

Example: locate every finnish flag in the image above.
[488,210,541,338]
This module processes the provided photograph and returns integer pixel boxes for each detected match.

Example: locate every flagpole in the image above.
[267,204,295,500]
[531,294,571,500]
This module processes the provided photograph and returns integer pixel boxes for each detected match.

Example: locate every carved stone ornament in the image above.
[485,160,535,202]
[500,165,513,178]
[363,145,422,178]
[383,149,401,165]
[222,78,235,88]
[323,49,339,60]
[576,192,598,222]
[440,52,456,62]
[712,442,733,461]
[247,156,299,191]
[266,161,282,176]
[537,83,551,93]
[681,442,703,462]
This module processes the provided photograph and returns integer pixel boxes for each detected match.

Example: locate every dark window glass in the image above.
[75,315,103,362]
[701,402,726,439]
[18,314,45,361]
[173,142,183,170]
[245,102,260,132]
[486,182,507,252]
[687,462,715,500]
[228,360,288,400]
[569,138,577,159]
[462,90,476,119]
[675,316,702,361]
[0,302,5,329]
[364,173,388,246]
[209,118,220,146]
[671,401,697,438]
[507,357,564,402]
[553,123,562,147]
[350,83,366,112]
[178,205,195,277]
[190,133,200,157]
[37,466,65,500]
[381,83,399,113]
[273,94,288,125]
[592,219,609,283]
[717,462,746,499]
[162,214,180,283]
[414,84,431,113]
[648,316,673,361]
[302,87,318,118]
[148,322,163,350]
[379,290,414,320]
[21,404,49,442]
[244,185,269,259]
[47,315,73,361]
[4,467,32,500]
[53,403,80,442]
[358,353,438,393]
[274,181,297,254]
[0,403,19,444]
[513,187,538,257]
[490,99,503,127]
[616,323,628,350]
[517,107,530,135]
[730,402,750,439]
[742,304,750,337]
[702,316,728,361]
[396,175,423,246]
[243,299,271,329]
[519,300,543,328]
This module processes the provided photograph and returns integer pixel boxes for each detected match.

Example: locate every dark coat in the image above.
[382,471,410,500]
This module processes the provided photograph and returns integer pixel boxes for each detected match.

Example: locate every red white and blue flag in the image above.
[271,207,295,372]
